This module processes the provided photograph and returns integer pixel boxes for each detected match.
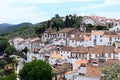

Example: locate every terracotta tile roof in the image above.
[61,45,114,54]
[70,37,84,42]
[45,27,56,34]
[60,46,74,52]
[80,32,91,36]
[72,47,88,54]
[58,28,77,33]
[91,31,104,35]
[104,31,120,37]
[50,54,63,59]
[52,63,72,74]
[88,46,103,54]
[103,46,115,53]
[88,46,114,54]
[104,35,120,38]
[86,59,120,77]
[75,60,88,65]
[104,31,117,35]
[103,59,120,67]
[86,64,101,77]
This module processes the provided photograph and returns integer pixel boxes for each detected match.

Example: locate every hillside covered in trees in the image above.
[0,22,32,34]
[0,14,82,40]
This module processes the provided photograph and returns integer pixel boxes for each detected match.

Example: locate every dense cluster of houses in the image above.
[9,16,120,80]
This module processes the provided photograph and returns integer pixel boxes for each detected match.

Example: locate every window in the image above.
[63,33,65,37]
[72,40,74,43]
[82,54,84,57]
[79,54,81,58]
[45,34,47,37]
[100,35,102,37]
[95,54,98,57]
[100,39,102,42]
[109,37,112,41]
[110,42,111,45]
[58,33,59,37]
[67,56,69,58]
[94,39,96,45]
[71,53,72,57]
[102,53,105,57]
[89,54,91,58]
[115,53,118,55]
[108,54,111,58]
[95,35,97,38]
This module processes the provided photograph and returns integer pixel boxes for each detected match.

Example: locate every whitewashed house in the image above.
[109,23,120,32]
[68,32,93,47]
[68,37,84,47]
[27,48,51,62]
[87,45,115,61]
[57,28,78,45]
[103,32,120,46]
[9,37,24,50]
[114,42,120,60]
[17,38,41,51]
[41,27,56,42]
[82,16,96,26]
[91,30,105,46]
[91,30,120,46]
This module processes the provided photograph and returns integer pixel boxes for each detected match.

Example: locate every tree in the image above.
[22,47,29,54]
[4,45,17,55]
[96,26,108,30]
[0,73,16,80]
[12,57,19,71]
[86,23,94,31]
[55,14,60,18]
[47,20,51,28]
[65,15,69,27]
[0,60,7,69]
[101,62,120,80]
[0,40,9,52]
[19,60,53,80]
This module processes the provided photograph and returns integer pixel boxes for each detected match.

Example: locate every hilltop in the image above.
[0,22,32,34]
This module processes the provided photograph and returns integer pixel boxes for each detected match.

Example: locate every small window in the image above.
[72,40,74,43]
[115,53,118,55]
[95,35,97,38]
[63,33,65,36]
[109,37,112,41]
[108,54,111,57]
[58,34,59,36]
[45,35,47,37]
[100,39,102,42]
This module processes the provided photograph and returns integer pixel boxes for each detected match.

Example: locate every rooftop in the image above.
[45,27,56,34]
[58,28,77,33]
